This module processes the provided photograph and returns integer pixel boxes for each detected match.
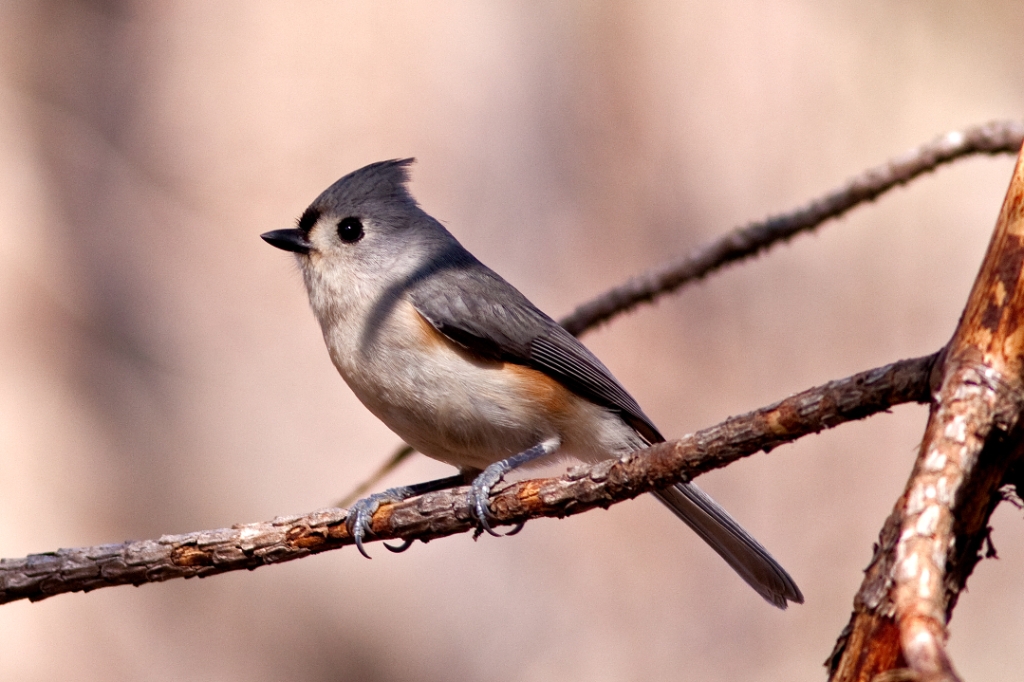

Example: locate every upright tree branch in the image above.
[828,139,1024,682]
[561,120,1024,336]
[0,354,933,606]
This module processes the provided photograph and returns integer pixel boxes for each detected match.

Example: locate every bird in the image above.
[261,158,802,608]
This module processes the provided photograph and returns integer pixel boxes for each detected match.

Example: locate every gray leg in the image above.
[469,437,560,536]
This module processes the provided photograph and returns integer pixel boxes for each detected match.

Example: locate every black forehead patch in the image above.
[297,207,321,234]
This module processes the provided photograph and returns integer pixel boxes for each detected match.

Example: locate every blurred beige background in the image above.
[1,1,1023,680]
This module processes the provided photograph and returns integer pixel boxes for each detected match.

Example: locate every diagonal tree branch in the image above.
[828,138,1024,682]
[560,120,1024,336]
[0,353,935,606]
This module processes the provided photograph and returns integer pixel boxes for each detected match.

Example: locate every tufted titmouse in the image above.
[262,159,802,608]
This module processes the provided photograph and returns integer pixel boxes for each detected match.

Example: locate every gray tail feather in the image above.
[653,482,803,609]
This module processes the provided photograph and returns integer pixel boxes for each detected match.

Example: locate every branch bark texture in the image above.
[0,354,933,606]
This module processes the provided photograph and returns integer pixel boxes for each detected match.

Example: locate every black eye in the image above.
[337,217,364,243]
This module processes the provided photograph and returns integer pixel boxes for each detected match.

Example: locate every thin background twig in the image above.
[560,120,1024,336]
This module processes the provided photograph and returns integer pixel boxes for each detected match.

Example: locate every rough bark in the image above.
[828,139,1024,682]
[0,354,933,606]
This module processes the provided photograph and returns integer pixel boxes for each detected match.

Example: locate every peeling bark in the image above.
[828,139,1024,682]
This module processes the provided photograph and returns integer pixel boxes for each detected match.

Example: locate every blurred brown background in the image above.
[1,1,1023,680]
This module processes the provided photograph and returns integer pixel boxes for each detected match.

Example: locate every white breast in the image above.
[314,284,641,472]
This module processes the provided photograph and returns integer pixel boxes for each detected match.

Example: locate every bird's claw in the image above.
[347,489,410,558]
[468,464,522,537]
[383,538,414,553]
[468,470,500,536]
[343,476,466,555]
[345,495,383,559]
[465,440,556,538]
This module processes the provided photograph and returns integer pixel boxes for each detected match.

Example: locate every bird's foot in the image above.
[467,462,513,537]
[344,473,468,557]
[467,438,560,537]
[345,488,409,558]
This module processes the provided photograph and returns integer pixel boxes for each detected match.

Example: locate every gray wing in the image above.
[408,258,663,444]
[409,251,803,608]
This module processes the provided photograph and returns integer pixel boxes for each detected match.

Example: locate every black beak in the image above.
[261,229,312,255]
